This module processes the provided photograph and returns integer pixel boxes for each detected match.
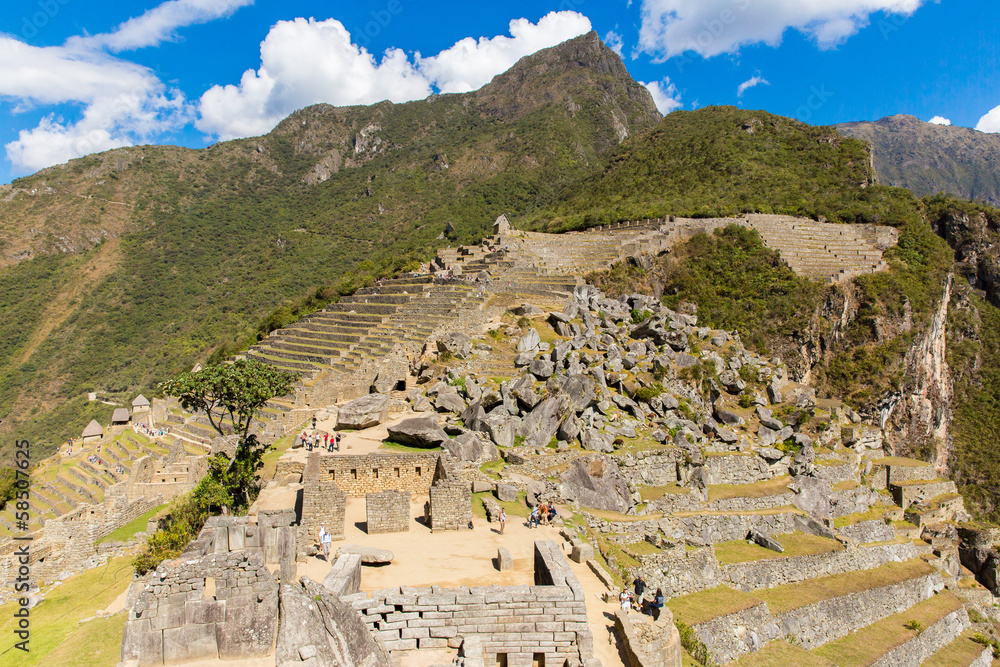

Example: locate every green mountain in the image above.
[837,114,1000,207]
[0,31,661,458]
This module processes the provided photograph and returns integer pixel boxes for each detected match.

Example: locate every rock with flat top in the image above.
[386,417,448,448]
[337,394,390,430]
[336,545,394,564]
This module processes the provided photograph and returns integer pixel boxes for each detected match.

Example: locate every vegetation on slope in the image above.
[0,32,660,459]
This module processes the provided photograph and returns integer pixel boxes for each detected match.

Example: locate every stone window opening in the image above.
[329,470,336,480]
[495,654,508,667]
[415,466,422,477]
[374,468,379,479]
[351,469,357,479]
[394,467,400,477]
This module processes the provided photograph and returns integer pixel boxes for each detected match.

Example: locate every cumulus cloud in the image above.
[928,116,951,126]
[638,0,926,59]
[417,12,592,94]
[737,75,769,97]
[74,0,254,52]
[0,36,190,172]
[641,79,682,115]
[976,105,1000,133]
[198,11,593,139]
[604,30,624,57]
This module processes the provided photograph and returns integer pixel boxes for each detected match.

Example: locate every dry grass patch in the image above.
[708,476,792,501]
[640,483,690,501]
[622,540,661,557]
[928,629,994,667]
[583,508,662,522]
[732,640,834,667]
[715,531,844,565]
[811,590,963,666]
[668,586,762,625]
[832,480,860,491]
[757,559,935,614]
[673,506,801,518]
[833,508,889,528]
[877,456,933,467]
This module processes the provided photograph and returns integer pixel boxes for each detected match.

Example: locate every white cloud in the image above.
[416,12,592,94]
[638,0,925,59]
[975,105,1000,133]
[198,11,593,140]
[737,75,769,97]
[604,30,624,57]
[928,116,951,126]
[0,36,190,172]
[74,0,254,52]
[641,79,682,115]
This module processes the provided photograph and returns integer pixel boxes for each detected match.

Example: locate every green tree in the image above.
[160,358,295,466]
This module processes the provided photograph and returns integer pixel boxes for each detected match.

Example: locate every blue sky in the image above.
[0,0,998,184]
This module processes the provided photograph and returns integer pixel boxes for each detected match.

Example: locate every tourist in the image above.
[537,501,549,525]
[546,504,557,524]
[335,432,341,451]
[620,588,633,613]
[528,504,539,529]
[499,507,506,535]
[651,589,665,621]
[633,575,646,602]
[321,528,332,561]
[318,524,327,557]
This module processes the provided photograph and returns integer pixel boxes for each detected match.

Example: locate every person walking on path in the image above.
[499,507,506,535]
[620,588,633,613]
[651,588,665,621]
[528,504,539,529]
[321,527,332,561]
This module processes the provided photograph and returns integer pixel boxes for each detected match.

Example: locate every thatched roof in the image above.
[111,408,130,423]
[82,420,103,438]
[132,394,150,407]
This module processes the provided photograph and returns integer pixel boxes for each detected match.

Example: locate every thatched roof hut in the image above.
[81,420,103,442]
[111,408,130,424]
[131,394,150,410]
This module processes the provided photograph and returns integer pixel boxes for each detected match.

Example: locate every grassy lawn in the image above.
[97,503,168,545]
[812,590,963,666]
[260,424,305,482]
[471,490,530,520]
[926,629,993,667]
[479,460,504,479]
[707,476,792,502]
[0,557,134,667]
[732,640,834,667]
[757,559,935,614]
[667,586,763,626]
[715,531,843,565]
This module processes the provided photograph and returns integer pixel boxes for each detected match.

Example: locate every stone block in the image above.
[496,484,518,502]
[498,547,514,572]
[162,623,218,663]
[570,543,594,563]
[184,600,226,625]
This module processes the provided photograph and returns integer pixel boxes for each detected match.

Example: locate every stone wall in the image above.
[316,452,442,496]
[721,541,917,592]
[703,454,774,485]
[705,493,794,513]
[886,463,935,485]
[366,490,410,534]
[663,510,797,544]
[126,455,207,503]
[870,607,969,667]
[618,450,681,487]
[341,541,595,665]
[121,530,279,664]
[839,519,897,544]
[429,458,473,532]
[813,461,857,484]
[693,603,778,665]
[635,545,723,599]
[615,609,682,667]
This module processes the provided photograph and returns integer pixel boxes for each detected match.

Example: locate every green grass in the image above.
[714,531,843,565]
[667,586,763,626]
[471,490,530,520]
[0,556,134,667]
[833,508,890,529]
[812,590,964,666]
[639,483,689,501]
[929,630,995,667]
[731,640,834,667]
[96,503,168,544]
[756,559,935,614]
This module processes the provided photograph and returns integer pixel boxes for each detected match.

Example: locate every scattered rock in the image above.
[516,328,541,352]
[385,417,449,448]
[437,332,472,359]
[336,545,394,564]
[337,394,390,430]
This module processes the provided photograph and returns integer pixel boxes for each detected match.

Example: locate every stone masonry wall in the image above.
[703,454,774,485]
[340,541,594,665]
[318,452,441,496]
[870,607,969,667]
[367,490,410,534]
[839,519,897,544]
[721,541,917,592]
[121,530,279,665]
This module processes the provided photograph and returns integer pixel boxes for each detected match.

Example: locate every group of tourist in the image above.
[527,501,557,528]
[135,422,168,438]
[620,576,665,620]
[87,454,105,467]
[300,431,341,452]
